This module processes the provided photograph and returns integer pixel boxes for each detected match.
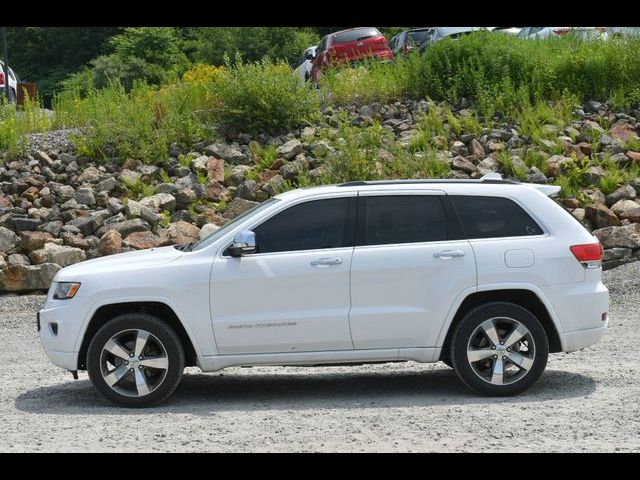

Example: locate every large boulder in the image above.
[276,139,303,160]
[203,144,250,165]
[222,198,259,219]
[0,263,61,291]
[98,230,122,256]
[164,221,200,243]
[207,157,225,183]
[611,200,640,222]
[123,231,163,250]
[30,243,86,267]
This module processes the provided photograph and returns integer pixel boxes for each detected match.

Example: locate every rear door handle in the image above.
[310,258,343,267]
[434,250,465,259]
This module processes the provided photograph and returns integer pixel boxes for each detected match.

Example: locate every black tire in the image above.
[450,302,549,396]
[87,313,185,408]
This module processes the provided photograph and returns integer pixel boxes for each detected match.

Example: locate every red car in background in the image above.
[310,27,393,83]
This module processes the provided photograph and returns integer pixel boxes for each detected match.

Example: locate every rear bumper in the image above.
[560,324,608,352]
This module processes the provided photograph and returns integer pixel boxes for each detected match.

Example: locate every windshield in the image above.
[407,29,431,44]
[191,198,280,251]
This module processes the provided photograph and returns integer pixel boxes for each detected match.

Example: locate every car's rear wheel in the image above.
[87,313,185,408]
[450,302,549,396]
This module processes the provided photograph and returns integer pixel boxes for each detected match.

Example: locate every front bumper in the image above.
[38,296,91,371]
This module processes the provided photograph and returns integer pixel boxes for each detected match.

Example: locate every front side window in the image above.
[361,195,449,246]
[253,198,355,254]
[450,196,543,239]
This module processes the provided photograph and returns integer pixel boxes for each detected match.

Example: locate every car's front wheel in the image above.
[450,302,549,396]
[87,313,185,407]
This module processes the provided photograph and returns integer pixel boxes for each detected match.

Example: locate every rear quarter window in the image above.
[450,195,543,239]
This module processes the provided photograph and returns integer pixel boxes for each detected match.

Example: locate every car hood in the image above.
[54,246,184,281]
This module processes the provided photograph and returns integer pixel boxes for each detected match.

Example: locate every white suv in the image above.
[39,174,609,407]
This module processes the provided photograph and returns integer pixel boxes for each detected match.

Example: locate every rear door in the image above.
[349,191,477,350]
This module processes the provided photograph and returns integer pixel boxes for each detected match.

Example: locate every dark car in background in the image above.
[310,27,393,82]
[389,28,432,55]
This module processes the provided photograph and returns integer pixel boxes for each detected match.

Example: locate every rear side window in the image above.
[360,195,449,246]
[254,198,355,254]
[450,196,543,239]
[333,28,381,44]
[407,29,431,45]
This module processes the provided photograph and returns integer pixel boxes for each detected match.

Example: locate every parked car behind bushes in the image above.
[0,60,19,102]
[389,28,432,55]
[518,27,608,40]
[418,27,486,51]
[489,27,523,36]
[310,27,393,83]
[294,45,316,82]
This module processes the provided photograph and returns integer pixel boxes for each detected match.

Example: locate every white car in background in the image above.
[518,27,608,40]
[0,60,19,102]
[294,45,316,83]
[39,173,609,407]
[489,27,523,36]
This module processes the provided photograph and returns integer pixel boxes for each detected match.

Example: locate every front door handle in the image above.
[310,258,343,267]
[434,249,465,259]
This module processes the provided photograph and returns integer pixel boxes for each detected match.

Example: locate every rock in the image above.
[96,177,118,192]
[583,119,605,136]
[609,121,637,142]
[451,156,477,174]
[123,231,163,250]
[30,243,86,267]
[21,186,39,202]
[236,180,258,201]
[603,247,632,261]
[203,144,250,165]
[199,223,220,241]
[605,184,636,206]
[174,188,197,210]
[585,203,620,228]
[77,166,101,183]
[451,141,468,156]
[0,227,19,253]
[594,223,640,249]
[207,157,225,183]
[75,187,96,206]
[526,167,547,184]
[20,231,56,253]
[97,218,149,238]
[7,253,30,266]
[204,181,231,202]
[545,155,573,177]
[165,221,200,243]
[125,200,161,224]
[12,217,41,232]
[262,174,286,197]
[67,214,102,236]
[280,156,310,181]
[0,263,61,291]
[39,221,64,237]
[223,197,259,219]
[62,232,89,250]
[139,193,176,213]
[98,230,122,256]
[276,139,303,160]
[119,169,142,184]
[487,141,505,152]
[469,139,485,158]
[610,199,640,222]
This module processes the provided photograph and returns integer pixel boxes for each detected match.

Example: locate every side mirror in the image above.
[306,52,315,61]
[228,230,257,257]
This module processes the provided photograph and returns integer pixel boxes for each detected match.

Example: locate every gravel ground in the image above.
[1,263,639,452]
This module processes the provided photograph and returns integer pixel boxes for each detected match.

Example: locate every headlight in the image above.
[53,282,81,300]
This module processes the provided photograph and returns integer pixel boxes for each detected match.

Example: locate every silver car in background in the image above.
[418,27,486,51]
[518,27,608,40]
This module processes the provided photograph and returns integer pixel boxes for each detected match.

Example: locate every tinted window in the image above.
[451,196,543,239]
[317,37,328,53]
[333,28,381,44]
[361,196,448,246]
[254,198,355,254]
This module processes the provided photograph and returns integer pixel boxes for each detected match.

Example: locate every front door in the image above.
[210,195,357,354]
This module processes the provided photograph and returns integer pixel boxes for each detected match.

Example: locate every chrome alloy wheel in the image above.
[466,317,536,386]
[100,329,169,397]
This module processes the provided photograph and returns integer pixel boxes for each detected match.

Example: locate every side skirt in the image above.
[198,347,442,372]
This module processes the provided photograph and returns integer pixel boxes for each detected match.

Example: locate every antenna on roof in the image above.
[480,173,503,182]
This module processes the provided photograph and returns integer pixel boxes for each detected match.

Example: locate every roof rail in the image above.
[337,173,519,187]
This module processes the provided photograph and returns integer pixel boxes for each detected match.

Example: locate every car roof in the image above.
[434,27,481,35]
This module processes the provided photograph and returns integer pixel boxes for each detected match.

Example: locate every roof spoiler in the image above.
[480,173,561,197]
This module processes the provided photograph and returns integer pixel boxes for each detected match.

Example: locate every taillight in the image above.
[553,27,571,36]
[0,71,4,86]
[570,243,603,268]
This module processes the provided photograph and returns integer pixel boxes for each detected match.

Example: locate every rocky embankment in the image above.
[1,99,640,292]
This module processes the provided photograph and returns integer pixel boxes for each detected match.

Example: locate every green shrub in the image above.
[216,56,319,134]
